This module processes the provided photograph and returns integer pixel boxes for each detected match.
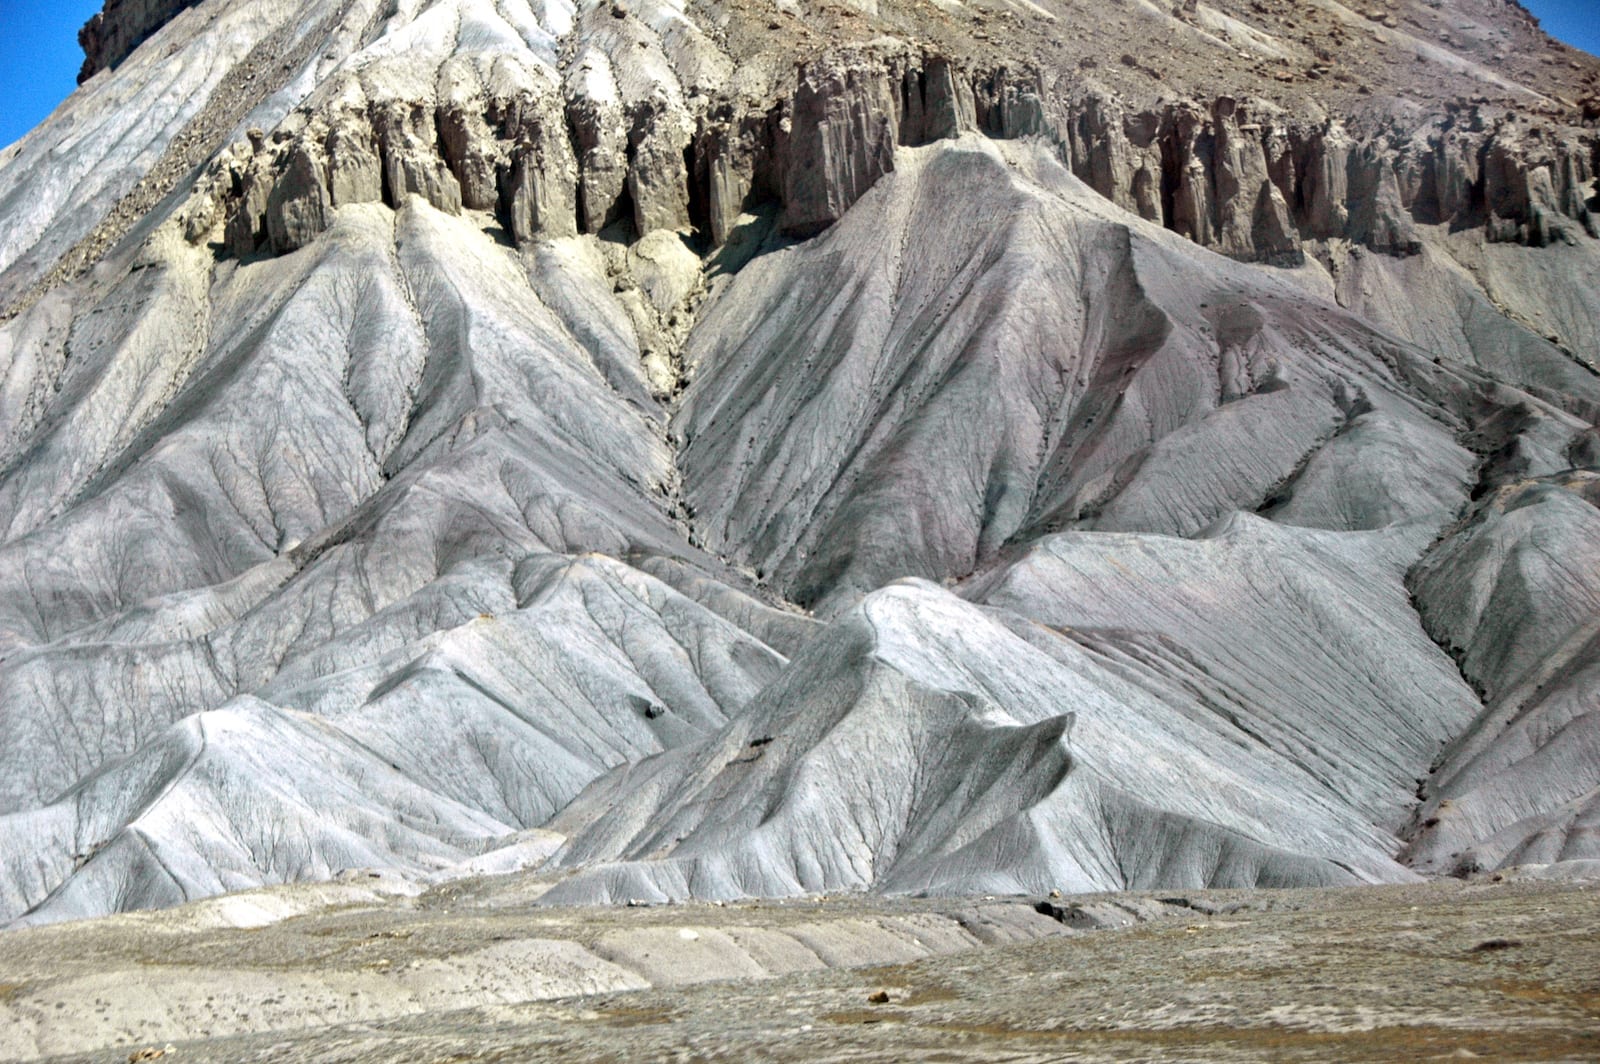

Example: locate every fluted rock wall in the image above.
[1064,93,1600,263]
[199,41,1599,273]
[200,46,1041,257]
[217,68,580,258]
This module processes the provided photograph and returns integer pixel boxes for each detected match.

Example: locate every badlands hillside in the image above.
[0,0,1596,951]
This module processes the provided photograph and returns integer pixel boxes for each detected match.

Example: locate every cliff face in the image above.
[77,0,203,82]
[0,0,1598,928]
[202,44,1599,268]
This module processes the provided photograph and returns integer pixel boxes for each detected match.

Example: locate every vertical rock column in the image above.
[1296,121,1353,240]
[435,59,579,243]
[690,105,783,247]
[781,56,901,237]
[1068,93,1163,224]
[566,49,631,233]
[1167,106,1216,247]
[1213,98,1267,259]
[499,90,580,243]
[265,145,332,253]
[371,99,463,213]
[437,62,503,213]
[900,57,971,144]
[324,94,384,209]
[626,98,694,236]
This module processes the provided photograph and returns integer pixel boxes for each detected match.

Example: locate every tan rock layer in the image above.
[203,49,1600,265]
[1065,92,1600,262]
[77,0,203,83]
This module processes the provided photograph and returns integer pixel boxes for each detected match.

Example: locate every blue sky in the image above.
[1,0,102,147]
[0,0,1597,148]
[1528,0,1600,60]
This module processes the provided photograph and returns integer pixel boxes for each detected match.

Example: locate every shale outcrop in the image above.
[200,43,1598,270]
[0,0,1597,934]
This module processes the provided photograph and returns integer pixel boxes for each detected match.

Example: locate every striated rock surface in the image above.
[1400,471,1600,877]
[542,517,1473,903]
[170,31,1600,277]
[0,0,1597,931]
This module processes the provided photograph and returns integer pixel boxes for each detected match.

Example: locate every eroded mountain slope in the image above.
[0,0,1597,926]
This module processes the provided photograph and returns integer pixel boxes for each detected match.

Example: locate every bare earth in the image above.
[3,874,1598,1062]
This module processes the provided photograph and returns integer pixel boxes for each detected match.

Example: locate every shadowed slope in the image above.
[677,138,1594,613]
[539,516,1477,903]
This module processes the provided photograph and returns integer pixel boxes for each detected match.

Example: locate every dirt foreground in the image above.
[2,872,1598,1062]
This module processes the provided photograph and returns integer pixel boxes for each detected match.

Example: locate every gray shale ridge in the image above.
[0,0,1598,1057]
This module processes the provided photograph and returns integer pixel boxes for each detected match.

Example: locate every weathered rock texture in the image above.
[200,46,1600,269]
[77,0,205,82]
[10,877,1597,1064]
[0,0,1596,928]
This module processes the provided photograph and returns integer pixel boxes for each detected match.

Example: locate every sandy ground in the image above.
[2,873,1597,1062]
